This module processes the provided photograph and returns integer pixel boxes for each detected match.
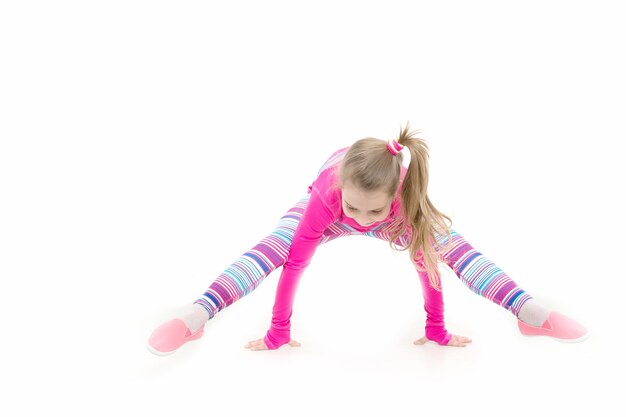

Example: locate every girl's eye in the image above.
[348,207,382,214]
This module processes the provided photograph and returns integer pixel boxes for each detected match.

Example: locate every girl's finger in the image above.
[413,336,428,345]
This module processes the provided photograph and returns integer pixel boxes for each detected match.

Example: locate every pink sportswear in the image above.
[263,147,451,349]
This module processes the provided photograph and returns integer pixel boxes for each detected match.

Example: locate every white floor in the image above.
[94,238,621,416]
[3,194,621,417]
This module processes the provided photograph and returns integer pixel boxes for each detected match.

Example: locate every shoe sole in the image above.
[146,342,178,356]
[146,328,205,356]
[520,330,591,344]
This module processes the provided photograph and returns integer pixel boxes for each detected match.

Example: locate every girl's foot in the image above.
[147,318,205,356]
[517,311,589,343]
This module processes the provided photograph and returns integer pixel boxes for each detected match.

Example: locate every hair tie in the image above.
[386,139,404,156]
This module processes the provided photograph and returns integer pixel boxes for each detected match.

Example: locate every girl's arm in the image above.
[414,254,453,345]
[264,187,336,350]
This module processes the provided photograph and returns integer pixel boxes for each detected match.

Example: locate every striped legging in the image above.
[194,193,533,321]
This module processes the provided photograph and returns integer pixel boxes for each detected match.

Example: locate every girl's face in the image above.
[341,182,393,227]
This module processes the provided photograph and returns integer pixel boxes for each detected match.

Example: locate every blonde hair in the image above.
[336,122,454,291]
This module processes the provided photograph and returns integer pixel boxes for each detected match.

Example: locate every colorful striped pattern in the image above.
[194,146,532,320]
[434,229,532,315]
[194,194,532,320]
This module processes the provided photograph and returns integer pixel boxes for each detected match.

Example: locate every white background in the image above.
[1,1,624,415]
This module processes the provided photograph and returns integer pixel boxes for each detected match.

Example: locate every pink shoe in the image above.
[147,319,204,356]
[517,311,589,343]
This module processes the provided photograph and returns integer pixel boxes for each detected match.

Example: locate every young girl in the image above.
[147,123,589,355]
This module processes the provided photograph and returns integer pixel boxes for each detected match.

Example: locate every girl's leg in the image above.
[346,221,532,318]
[194,149,351,323]
[432,228,541,320]
[188,194,358,327]
[148,195,313,355]
[148,192,364,354]
[192,195,312,322]
[431,228,588,341]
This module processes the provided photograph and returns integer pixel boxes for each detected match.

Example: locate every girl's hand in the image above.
[244,337,301,351]
[413,334,473,347]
